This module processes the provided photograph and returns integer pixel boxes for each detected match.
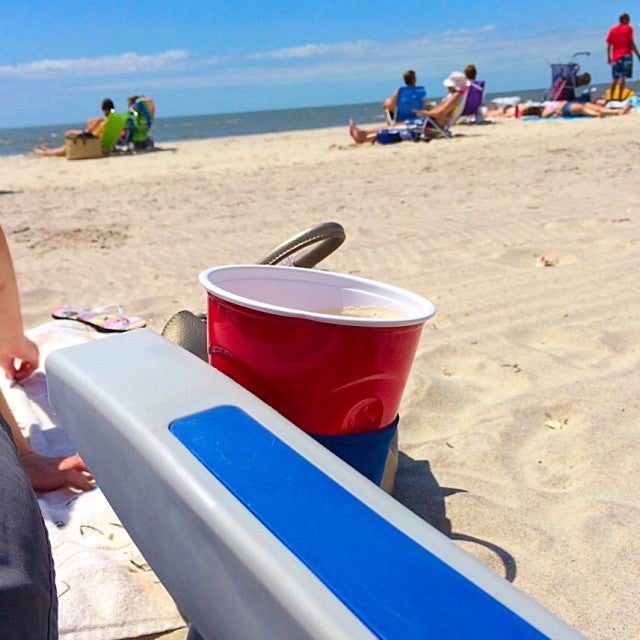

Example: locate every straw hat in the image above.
[443,71,467,89]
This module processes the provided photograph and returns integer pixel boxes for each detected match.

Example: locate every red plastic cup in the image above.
[199,265,435,436]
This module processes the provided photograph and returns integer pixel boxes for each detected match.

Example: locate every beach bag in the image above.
[65,132,103,160]
[376,127,420,145]
[376,130,403,144]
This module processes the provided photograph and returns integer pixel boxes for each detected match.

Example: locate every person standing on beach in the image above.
[606,13,640,99]
[1,226,94,639]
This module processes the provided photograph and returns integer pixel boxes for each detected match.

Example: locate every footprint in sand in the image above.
[511,325,637,373]
[418,345,533,406]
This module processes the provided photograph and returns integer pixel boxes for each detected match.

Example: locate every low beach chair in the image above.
[458,80,486,123]
[418,84,472,139]
[65,111,129,160]
[101,112,129,151]
[384,85,427,125]
[120,96,156,150]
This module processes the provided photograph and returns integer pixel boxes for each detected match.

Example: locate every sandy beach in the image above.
[3,113,640,639]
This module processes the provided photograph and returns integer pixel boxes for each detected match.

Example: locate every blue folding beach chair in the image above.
[385,85,427,125]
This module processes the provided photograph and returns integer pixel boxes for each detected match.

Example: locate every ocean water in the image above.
[0,85,599,158]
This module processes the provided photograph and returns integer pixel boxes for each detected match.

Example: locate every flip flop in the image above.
[78,310,146,332]
[51,305,146,332]
[51,304,93,321]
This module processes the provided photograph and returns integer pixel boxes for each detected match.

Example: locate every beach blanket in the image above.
[0,321,187,640]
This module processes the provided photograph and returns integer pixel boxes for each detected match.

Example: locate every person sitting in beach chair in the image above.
[525,100,632,118]
[33,99,121,157]
[118,95,156,151]
[383,70,428,126]
[413,73,475,138]
[349,87,465,144]
[460,64,487,123]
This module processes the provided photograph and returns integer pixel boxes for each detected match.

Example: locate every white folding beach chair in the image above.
[418,85,472,139]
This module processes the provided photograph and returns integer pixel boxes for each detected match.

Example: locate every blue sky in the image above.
[0,2,631,128]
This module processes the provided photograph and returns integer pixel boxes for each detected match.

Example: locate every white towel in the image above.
[0,321,187,640]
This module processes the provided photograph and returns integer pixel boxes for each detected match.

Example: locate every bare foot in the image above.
[32,146,65,157]
[348,119,371,144]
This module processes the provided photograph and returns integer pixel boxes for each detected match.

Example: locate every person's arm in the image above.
[1,390,94,491]
[0,228,38,380]
[0,227,94,492]
[84,116,105,136]
[382,89,398,112]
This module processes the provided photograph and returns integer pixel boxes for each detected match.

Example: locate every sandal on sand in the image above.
[51,304,146,332]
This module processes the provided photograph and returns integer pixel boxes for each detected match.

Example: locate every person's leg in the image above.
[418,90,463,127]
[566,102,601,117]
[33,145,67,157]
[611,56,631,98]
[610,59,620,98]
[620,54,633,95]
[32,127,87,157]
[0,412,58,639]
[348,119,379,144]
[585,102,632,116]
[612,75,624,95]
[617,56,629,95]
[618,77,627,94]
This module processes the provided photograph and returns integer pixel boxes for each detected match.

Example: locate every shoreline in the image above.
[3,114,640,639]
[0,81,616,158]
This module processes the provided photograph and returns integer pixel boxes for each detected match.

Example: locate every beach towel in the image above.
[0,321,187,640]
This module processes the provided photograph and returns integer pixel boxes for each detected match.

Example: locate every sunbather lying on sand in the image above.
[525,100,632,118]
[349,89,463,144]
[483,99,632,120]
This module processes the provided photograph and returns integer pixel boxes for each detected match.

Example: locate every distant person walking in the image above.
[606,13,640,99]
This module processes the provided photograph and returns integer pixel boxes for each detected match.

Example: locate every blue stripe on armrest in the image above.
[170,405,548,640]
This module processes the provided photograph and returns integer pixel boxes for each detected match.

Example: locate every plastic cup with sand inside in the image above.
[199,265,435,438]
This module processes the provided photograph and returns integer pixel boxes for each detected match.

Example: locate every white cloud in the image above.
[0,23,606,94]
[0,49,190,79]
[247,40,377,61]
[246,26,499,62]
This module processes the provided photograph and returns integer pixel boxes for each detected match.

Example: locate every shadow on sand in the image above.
[392,451,517,582]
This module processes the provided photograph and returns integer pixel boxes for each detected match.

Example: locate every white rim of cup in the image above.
[199,264,435,327]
